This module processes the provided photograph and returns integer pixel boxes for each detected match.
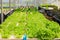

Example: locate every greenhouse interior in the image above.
[0,0,60,40]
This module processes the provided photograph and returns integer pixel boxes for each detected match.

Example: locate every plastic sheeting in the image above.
[0,0,60,8]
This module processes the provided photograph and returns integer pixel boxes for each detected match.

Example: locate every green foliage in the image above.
[0,8,60,40]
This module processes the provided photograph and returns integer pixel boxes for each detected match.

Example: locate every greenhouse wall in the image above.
[39,0,60,8]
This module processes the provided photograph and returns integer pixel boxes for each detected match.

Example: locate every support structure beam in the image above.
[1,0,3,23]
[9,0,11,10]
[13,0,16,9]
[18,0,20,8]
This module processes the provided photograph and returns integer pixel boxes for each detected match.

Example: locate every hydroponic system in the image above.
[0,0,60,40]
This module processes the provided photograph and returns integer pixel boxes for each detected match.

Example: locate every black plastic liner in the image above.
[38,6,60,24]
[0,9,14,24]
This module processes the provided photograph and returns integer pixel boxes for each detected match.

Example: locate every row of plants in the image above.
[0,7,60,40]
